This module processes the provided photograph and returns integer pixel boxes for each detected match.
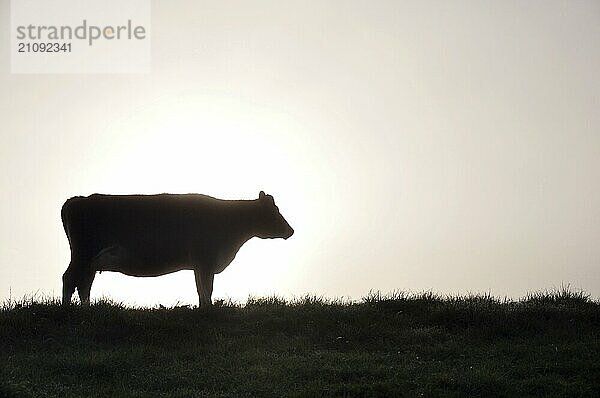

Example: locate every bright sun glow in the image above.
[83,94,319,305]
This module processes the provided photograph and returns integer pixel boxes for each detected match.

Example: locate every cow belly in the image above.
[91,245,193,277]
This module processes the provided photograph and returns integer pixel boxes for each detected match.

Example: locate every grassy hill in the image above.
[1,288,599,397]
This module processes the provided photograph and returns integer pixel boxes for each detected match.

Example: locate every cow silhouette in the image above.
[61,191,294,306]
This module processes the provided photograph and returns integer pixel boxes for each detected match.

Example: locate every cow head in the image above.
[256,191,294,240]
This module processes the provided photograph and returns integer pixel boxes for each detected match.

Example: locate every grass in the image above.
[1,287,599,397]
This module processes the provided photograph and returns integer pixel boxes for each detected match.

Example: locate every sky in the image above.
[1,0,599,305]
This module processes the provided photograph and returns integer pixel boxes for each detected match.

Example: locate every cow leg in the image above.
[77,271,96,305]
[62,261,78,305]
[194,269,214,308]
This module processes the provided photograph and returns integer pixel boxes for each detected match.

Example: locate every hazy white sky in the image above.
[1,0,599,305]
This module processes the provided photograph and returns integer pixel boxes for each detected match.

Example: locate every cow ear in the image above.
[259,191,266,200]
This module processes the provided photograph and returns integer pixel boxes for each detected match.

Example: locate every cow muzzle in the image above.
[284,226,294,240]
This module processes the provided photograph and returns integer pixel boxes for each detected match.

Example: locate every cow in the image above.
[61,191,294,306]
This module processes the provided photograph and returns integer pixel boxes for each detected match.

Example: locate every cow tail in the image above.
[61,198,76,249]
